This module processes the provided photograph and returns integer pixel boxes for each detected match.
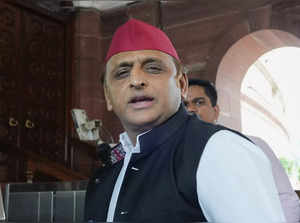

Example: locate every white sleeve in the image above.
[196,130,286,222]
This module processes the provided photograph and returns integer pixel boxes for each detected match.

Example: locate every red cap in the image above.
[105,19,179,62]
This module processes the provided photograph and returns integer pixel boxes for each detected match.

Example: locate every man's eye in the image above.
[115,68,130,79]
[195,100,204,106]
[145,64,162,74]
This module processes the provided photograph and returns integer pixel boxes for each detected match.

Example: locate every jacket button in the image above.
[94,178,100,184]
[131,166,139,171]
[120,211,128,215]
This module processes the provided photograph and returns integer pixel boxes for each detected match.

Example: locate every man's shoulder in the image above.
[185,114,252,145]
[186,114,226,135]
[181,114,227,148]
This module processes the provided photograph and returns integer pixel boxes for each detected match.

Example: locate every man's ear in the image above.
[177,72,188,100]
[103,84,113,111]
[213,104,220,121]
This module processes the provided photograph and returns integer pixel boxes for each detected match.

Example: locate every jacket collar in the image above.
[111,104,189,164]
[140,104,188,149]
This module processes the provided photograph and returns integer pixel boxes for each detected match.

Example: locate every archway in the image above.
[216,29,300,188]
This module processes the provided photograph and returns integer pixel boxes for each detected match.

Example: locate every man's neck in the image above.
[124,126,154,147]
[123,124,154,146]
[122,105,183,146]
[127,132,137,146]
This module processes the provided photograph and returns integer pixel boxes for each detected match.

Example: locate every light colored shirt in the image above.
[197,130,285,222]
[249,135,300,222]
[106,130,286,222]
[106,132,141,222]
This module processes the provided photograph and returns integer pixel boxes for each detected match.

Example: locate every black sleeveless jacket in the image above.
[84,105,233,222]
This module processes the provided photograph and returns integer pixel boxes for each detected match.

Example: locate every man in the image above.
[184,79,220,124]
[184,78,300,222]
[84,19,285,222]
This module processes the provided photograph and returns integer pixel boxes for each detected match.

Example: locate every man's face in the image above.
[184,85,219,124]
[104,50,187,133]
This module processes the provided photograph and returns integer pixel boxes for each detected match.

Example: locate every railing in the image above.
[2,181,88,222]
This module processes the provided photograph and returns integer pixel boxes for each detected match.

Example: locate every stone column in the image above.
[72,8,124,142]
[72,8,105,124]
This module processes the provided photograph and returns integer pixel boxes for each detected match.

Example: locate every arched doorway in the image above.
[216,29,300,188]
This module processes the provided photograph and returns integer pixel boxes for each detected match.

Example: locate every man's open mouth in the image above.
[129,96,154,104]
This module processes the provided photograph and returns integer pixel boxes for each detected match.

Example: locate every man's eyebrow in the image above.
[117,61,133,68]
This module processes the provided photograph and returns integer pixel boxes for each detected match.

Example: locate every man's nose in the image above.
[129,67,148,89]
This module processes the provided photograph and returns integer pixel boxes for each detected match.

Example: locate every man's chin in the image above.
[125,115,162,131]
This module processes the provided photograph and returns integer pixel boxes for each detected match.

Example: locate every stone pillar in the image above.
[72,8,104,115]
[72,8,124,142]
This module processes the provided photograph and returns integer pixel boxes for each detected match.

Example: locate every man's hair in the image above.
[188,78,218,106]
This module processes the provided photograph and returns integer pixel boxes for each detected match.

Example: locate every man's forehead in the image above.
[106,50,174,68]
[188,86,207,97]
[189,85,206,93]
